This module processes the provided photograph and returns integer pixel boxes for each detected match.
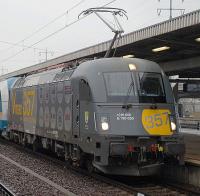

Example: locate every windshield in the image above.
[103,71,166,103]
[103,72,135,102]
[138,72,166,103]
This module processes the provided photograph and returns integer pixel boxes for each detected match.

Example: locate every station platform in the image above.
[180,129,200,164]
[163,131,200,188]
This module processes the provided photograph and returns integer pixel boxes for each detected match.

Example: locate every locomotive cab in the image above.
[71,58,185,176]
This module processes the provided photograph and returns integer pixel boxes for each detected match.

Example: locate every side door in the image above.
[63,80,73,141]
[72,79,80,138]
[72,78,92,138]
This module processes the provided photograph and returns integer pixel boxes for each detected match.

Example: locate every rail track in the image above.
[0,182,15,196]
[0,137,199,196]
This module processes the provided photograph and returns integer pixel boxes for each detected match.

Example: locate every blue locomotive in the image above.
[0,78,18,133]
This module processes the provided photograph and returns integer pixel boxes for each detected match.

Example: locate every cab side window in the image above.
[79,79,91,101]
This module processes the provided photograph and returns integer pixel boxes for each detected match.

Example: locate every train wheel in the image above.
[22,134,28,148]
[22,139,26,148]
[32,138,39,152]
[86,157,94,173]
[65,158,72,168]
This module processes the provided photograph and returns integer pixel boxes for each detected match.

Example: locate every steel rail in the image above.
[1,137,200,195]
[0,182,15,196]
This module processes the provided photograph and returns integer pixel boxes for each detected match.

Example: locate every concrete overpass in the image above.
[0,8,200,81]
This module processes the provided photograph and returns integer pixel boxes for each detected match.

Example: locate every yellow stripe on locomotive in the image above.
[142,109,173,136]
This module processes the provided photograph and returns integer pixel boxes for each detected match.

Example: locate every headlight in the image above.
[170,115,176,131]
[101,116,109,131]
[171,121,176,131]
[101,122,109,130]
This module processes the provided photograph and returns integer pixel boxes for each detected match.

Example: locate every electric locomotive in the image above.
[8,57,185,176]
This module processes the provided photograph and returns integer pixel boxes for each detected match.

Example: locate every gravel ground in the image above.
[0,158,66,196]
[0,140,132,196]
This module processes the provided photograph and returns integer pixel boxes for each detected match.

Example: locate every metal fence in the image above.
[179,117,200,130]
[178,99,200,118]
[177,99,200,130]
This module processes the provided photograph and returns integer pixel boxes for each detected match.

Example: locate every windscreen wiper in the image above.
[148,96,158,109]
[122,81,134,109]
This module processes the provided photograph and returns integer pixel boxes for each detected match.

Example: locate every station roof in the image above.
[0,9,200,81]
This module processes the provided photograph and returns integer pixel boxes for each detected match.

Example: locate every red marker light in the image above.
[151,144,157,152]
[128,144,134,152]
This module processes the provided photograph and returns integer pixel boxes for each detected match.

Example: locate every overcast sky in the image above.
[0,0,199,74]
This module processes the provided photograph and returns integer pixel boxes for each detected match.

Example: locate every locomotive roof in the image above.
[72,57,163,79]
[13,68,71,88]
[13,57,162,88]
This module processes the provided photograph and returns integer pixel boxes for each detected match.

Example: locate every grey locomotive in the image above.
[8,57,185,176]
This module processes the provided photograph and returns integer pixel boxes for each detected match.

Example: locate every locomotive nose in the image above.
[96,104,176,136]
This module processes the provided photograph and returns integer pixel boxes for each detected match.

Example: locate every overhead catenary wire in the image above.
[0,0,118,64]
[17,0,87,43]
[103,0,118,7]
[0,40,55,53]
[0,0,86,54]
[0,0,119,52]
[0,18,84,63]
